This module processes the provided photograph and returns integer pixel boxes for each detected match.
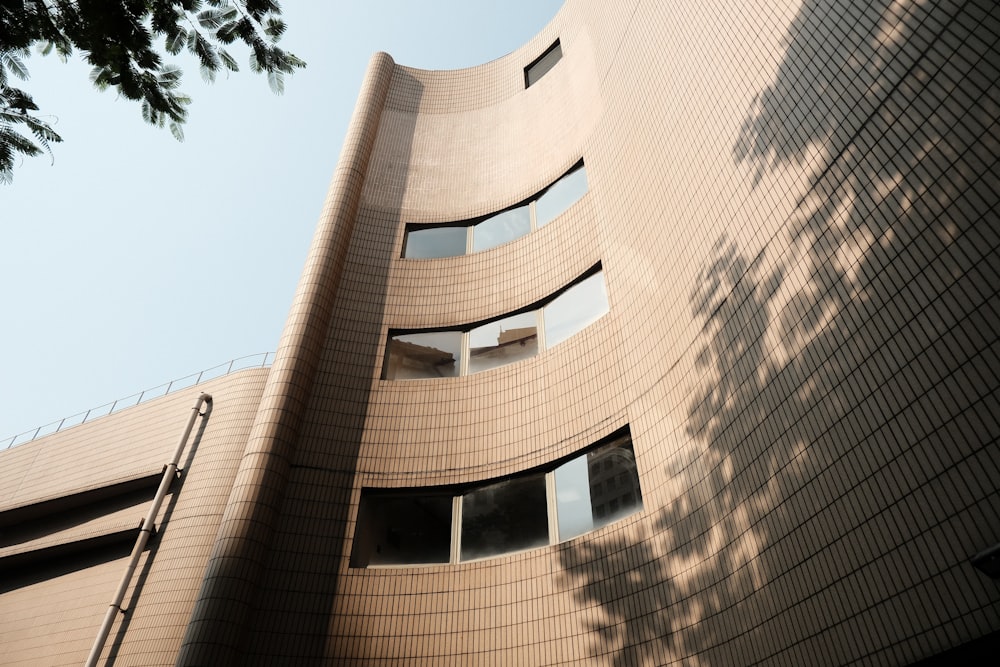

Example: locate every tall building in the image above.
[2,0,998,664]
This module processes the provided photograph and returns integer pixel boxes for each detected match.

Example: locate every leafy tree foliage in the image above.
[0,0,304,182]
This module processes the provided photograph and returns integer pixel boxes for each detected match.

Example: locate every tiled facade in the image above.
[2,0,998,664]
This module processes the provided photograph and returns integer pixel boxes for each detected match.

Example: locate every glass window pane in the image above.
[555,437,642,541]
[535,165,587,228]
[472,205,531,252]
[525,41,562,87]
[385,331,462,379]
[404,226,467,258]
[467,311,539,374]
[461,474,548,560]
[543,271,609,348]
[554,455,594,540]
[587,441,642,529]
[350,493,452,567]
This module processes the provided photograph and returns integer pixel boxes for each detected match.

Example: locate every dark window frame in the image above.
[524,39,562,88]
[382,262,606,380]
[350,427,642,567]
[401,159,587,259]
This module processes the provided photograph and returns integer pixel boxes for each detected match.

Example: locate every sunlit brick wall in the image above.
[241,0,999,664]
[0,369,269,666]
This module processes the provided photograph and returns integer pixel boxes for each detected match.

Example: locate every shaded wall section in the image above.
[561,0,1000,664]
[175,52,399,667]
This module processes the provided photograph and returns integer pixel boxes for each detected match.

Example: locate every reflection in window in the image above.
[402,161,587,258]
[385,331,462,379]
[525,40,562,88]
[384,266,608,380]
[472,205,531,252]
[350,493,452,567]
[543,271,610,348]
[535,164,588,228]
[554,437,642,541]
[351,430,641,567]
[403,226,468,259]
[461,474,548,561]
[468,312,539,374]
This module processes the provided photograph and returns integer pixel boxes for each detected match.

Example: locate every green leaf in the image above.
[158,65,183,88]
[188,30,220,71]
[197,8,227,31]
[219,49,239,72]
[1,0,305,181]
[165,27,188,55]
[89,66,113,91]
[169,120,184,142]
[2,52,29,81]
[216,20,239,44]
[267,69,284,95]
[264,18,287,41]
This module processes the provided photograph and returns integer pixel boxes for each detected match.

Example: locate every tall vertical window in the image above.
[524,40,562,87]
[535,163,588,228]
[553,436,642,541]
[543,271,609,348]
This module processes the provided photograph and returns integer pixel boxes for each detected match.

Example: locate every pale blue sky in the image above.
[1,1,563,441]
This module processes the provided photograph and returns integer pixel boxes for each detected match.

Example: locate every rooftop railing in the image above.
[2,352,275,450]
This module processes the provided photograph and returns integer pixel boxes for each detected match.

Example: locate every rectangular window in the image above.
[351,429,641,567]
[403,225,468,259]
[543,270,610,348]
[350,493,453,567]
[460,474,549,561]
[402,159,586,259]
[472,205,531,252]
[384,265,607,380]
[554,436,642,541]
[467,311,539,375]
[384,331,463,379]
[525,40,562,88]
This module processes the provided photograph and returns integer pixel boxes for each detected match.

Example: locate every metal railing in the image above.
[2,352,275,450]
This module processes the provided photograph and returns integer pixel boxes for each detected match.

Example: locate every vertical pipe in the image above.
[84,393,211,667]
[176,51,396,667]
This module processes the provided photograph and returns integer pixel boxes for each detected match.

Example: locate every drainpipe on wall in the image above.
[84,393,212,667]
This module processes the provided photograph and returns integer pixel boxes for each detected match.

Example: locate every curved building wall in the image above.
[207,0,997,665]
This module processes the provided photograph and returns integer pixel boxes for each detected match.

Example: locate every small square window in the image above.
[350,493,453,567]
[461,474,549,560]
[525,40,562,88]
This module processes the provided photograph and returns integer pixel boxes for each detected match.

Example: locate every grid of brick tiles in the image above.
[0,369,269,666]
[242,0,997,665]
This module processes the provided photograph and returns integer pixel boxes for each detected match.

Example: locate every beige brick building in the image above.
[2,0,999,664]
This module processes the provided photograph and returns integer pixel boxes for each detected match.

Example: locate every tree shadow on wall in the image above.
[561,0,999,663]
